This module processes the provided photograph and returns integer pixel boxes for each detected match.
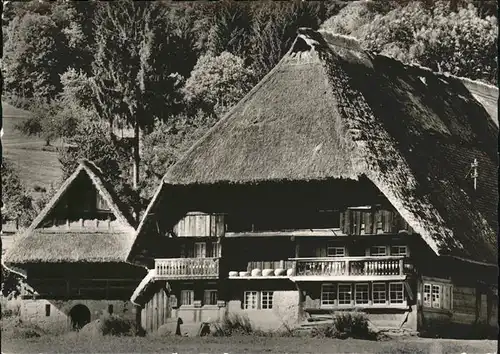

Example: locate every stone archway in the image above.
[69,304,91,330]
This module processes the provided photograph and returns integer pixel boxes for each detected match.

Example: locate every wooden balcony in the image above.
[155,258,220,280]
[291,256,408,281]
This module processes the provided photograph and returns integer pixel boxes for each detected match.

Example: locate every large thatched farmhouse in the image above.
[128,29,498,336]
[3,28,498,338]
[3,161,146,332]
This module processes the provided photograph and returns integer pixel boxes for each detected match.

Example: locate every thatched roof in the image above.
[3,160,137,265]
[135,28,498,265]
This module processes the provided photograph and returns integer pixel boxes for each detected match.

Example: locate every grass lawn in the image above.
[1,335,498,354]
[2,101,63,193]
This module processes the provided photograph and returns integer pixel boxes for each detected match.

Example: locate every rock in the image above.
[239,271,250,277]
[286,268,295,276]
[229,271,238,277]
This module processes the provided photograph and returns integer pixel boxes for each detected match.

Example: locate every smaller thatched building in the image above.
[3,160,146,332]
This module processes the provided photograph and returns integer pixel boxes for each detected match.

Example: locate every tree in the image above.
[183,52,256,117]
[91,0,186,190]
[361,1,498,83]
[322,0,498,84]
[250,0,326,79]
[58,119,141,216]
[140,111,218,199]
[2,13,67,100]
[1,158,35,228]
[2,1,94,101]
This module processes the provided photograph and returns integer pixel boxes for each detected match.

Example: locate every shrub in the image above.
[311,311,374,340]
[332,311,371,339]
[212,314,254,336]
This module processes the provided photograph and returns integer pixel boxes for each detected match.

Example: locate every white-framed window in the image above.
[327,244,345,257]
[261,291,274,309]
[390,246,407,256]
[194,242,207,258]
[423,281,451,309]
[389,282,404,304]
[355,283,369,305]
[338,284,352,305]
[209,242,221,258]
[423,284,432,307]
[96,192,110,211]
[244,291,259,309]
[180,290,194,306]
[372,283,387,304]
[431,284,441,309]
[204,289,218,305]
[370,246,387,256]
[321,284,336,307]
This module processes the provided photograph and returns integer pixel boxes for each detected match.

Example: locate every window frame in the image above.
[180,289,194,306]
[321,283,337,307]
[423,283,432,307]
[261,291,274,310]
[244,291,259,310]
[372,282,387,305]
[390,245,407,256]
[327,244,346,257]
[203,289,218,306]
[96,192,110,211]
[355,283,369,305]
[370,246,387,256]
[431,284,441,309]
[389,282,405,305]
[337,283,352,306]
[209,242,221,258]
[194,242,207,258]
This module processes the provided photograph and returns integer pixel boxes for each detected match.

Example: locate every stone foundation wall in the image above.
[20,298,136,334]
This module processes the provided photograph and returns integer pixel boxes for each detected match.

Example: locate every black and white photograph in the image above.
[1,0,498,353]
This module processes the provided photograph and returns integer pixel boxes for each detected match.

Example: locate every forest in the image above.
[1,0,498,229]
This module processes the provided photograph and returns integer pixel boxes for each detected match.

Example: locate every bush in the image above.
[212,314,254,336]
[311,311,374,340]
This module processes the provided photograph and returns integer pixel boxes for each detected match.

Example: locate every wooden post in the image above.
[345,259,350,276]
[399,259,404,275]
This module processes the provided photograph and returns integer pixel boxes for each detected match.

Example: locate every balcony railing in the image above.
[292,256,406,278]
[155,258,220,279]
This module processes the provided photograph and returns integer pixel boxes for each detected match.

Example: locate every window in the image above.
[45,304,51,317]
[432,285,441,309]
[108,304,113,315]
[338,284,352,305]
[423,282,450,309]
[261,291,274,309]
[321,284,336,307]
[244,291,258,309]
[423,284,432,307]
[96,192,109,211]
[390,246,407,256]
[370,246,387,256]
[194,242,207,258]
[327,245,345,257]
[389,283,404,304]
[180,290,194,306]
[372,283,387,304]
[204,290,218,306]
[209,242,221,258]
[355,284,369,305]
